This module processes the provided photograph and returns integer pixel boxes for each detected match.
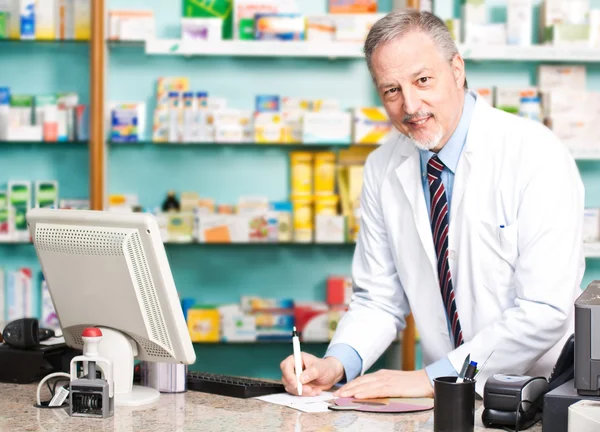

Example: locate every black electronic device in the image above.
[187,371,285,398]
[0,343,80,384]
[482,374,548,430]
[2,318,55,349]
[548,333,575,392]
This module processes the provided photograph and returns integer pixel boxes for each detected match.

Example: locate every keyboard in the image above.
[187,372,286,399]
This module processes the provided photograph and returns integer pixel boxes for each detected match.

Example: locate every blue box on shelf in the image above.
[111,103,143,143]
[254,13,305,41]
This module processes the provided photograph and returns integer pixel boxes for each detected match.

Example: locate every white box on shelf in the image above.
[181,17,222,42]
[507,0,532,46]
[7,125,42,141]
[35,0,56,40]
[538,65,586,92]
[334,13,385,42]
[306,15,335,42]
[584,209,600,243]
[108,10,154,41]
[315,215,345,243]
[233,0,298,40]
[464,23,507,45]
[302,111,351,144]
[54,0,74,40]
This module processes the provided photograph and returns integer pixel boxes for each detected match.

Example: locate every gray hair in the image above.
[364,10,468,88]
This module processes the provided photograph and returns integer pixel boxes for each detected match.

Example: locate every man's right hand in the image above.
[280,352,345,396]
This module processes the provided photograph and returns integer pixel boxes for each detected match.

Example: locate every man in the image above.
[280,9,584,398]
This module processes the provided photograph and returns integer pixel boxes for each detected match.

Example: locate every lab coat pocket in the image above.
[479,221,519,306]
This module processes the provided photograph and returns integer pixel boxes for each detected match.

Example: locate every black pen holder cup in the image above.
[433,376,476,432]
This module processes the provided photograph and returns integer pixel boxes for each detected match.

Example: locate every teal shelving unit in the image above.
[0,39,90,318]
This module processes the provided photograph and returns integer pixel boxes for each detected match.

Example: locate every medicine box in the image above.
[111,103,145,143]
[7,268,32,320]
[327,275,352,306]
[233,0,298,40]
[254,312,294,341]
[306,15,335,41]
[254,13,305,41]
[183,0,232,39]
[196,213,250,243]
[0,87,8,140]
[219,305,256,342]
[353,107,392,145]
[9,181,30,241]
[55,0,74,40]
[494,88,537,114]
[181,17,221,41]
[329,0,377,14]
[507,0,532,46]
[0,190,9,241]
[109,10,155,41]
[254,112,285,143]
[35,181,58,209]
[334,13,384,42]
[303,112,351,145]
[1,0,20,39]
[476,88,494,106]
[584,209,600,243]
[19,0,34,40]
[35,0,55,40]
[187,307,220,342]
[40,278,59,330]
[73,0,90,40]
[294,302,328,342]
[538,65,586,92]
[315,214,346,243]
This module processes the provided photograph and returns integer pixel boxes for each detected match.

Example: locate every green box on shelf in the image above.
[239,18,254,40]
[183,0,233,40]
[0,12,7,39]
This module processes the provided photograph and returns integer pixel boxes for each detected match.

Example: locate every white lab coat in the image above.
[330,93,585,395]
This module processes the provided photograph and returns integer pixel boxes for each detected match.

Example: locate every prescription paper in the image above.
[255,391,337,413]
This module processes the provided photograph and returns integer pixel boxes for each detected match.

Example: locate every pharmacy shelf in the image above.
[459,45,600,62]
[109,140,376,150]
[571,149,600,161]
[144,39,365,58]
[0,38,89,44]
[585,243,600,258]
[165,242,355,247]
[142,39,600,62]
[0,140,88,146]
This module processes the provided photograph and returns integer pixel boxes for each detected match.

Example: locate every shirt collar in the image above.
[420,91,476,174]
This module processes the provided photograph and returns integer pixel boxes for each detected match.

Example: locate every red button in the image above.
[82,327,102,337]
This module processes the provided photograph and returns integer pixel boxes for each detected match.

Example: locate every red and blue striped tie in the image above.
[427,155,463,348]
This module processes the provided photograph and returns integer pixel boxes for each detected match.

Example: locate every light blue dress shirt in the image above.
[324,91,476,385]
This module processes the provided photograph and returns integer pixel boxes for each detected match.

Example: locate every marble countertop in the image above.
[0,383,543,432]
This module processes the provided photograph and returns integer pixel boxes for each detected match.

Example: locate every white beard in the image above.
[409,123,444,151]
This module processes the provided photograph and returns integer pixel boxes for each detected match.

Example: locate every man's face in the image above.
[371,31,466,152]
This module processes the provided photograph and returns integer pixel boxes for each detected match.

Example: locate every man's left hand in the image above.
[333,369,434,399]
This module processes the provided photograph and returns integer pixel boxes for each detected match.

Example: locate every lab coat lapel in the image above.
[394,146,437,278]
[450,92,485,222]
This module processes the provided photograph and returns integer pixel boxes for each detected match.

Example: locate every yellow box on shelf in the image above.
[353,107,393,145]
[314,152,336,196]
[290,151,313,196]
[188,307,220,342]
[254,112,285,143]
[291,195,313,243]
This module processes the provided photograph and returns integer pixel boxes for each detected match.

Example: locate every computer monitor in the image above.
[26,208,196,407]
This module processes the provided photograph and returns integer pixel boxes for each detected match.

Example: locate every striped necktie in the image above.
[427,155,463,348]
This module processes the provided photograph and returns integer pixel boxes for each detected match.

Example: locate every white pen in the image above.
[292,326,303,396]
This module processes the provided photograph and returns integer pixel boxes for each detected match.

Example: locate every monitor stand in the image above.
[95,327,160,407]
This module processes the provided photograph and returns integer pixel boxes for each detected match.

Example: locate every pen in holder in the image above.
[433,376,476,432]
